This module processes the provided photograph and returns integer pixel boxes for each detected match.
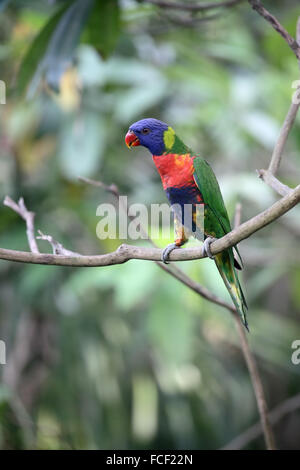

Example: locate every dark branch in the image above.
[248,1,300,60]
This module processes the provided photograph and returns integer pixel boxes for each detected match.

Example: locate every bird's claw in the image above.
[202,237,216,260]
[161,242,178,264]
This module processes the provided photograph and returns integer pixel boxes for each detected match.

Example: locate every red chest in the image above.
[152,153,195,190]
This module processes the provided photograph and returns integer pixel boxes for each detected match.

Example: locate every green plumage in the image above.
[193,157,248,330]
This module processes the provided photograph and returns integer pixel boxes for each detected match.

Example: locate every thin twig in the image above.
[158,261,236,311]
[78,177,119,198]
[37,230,81,256]
[248,1,300,60]
[232,206,276,450]
[3,197,39,254]
[222,392,300,450]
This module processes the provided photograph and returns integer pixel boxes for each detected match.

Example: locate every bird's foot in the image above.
[161,242,179,264]
[202,237,216,260]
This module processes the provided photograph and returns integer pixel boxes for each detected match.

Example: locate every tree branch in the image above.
[257,170,292,197]
[248,1,300,60]
[1,183,300,266]
[1,183,299,267]
[3,197,39,254]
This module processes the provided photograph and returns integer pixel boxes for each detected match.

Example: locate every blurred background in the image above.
[0,0,300,450]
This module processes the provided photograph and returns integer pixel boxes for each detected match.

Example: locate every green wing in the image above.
[193,156,248,325]
[193,156,243,267]
[193,157,231,234]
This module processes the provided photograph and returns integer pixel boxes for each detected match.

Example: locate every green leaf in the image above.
[18,0,94,96]
[40,0,94,91]
[17,1,72,96]
[83,0,120,59]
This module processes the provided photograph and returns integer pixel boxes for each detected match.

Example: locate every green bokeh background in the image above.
[0,0,299,450]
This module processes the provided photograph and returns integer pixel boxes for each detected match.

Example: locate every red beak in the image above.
[125,130,140,148]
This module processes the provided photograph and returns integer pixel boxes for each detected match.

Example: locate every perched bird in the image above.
[125,118,248,330]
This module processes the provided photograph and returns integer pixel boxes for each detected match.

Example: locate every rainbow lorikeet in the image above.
[125,118,248,329]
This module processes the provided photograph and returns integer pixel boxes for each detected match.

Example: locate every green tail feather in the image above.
[214,250,249,331]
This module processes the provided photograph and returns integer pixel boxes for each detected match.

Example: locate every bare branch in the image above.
[158,262,236,312]
[3,197,39,254]
[37,230,81,256]
[1,184,300,266]
[222,392,300,450]
[248,1,300,60]
[257,170,292,197]
[143,0,245,12]
[78,176,119,198]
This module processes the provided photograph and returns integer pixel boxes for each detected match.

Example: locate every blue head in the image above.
[125,118,169,156]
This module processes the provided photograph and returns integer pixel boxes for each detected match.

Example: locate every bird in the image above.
[125,118,248,330]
